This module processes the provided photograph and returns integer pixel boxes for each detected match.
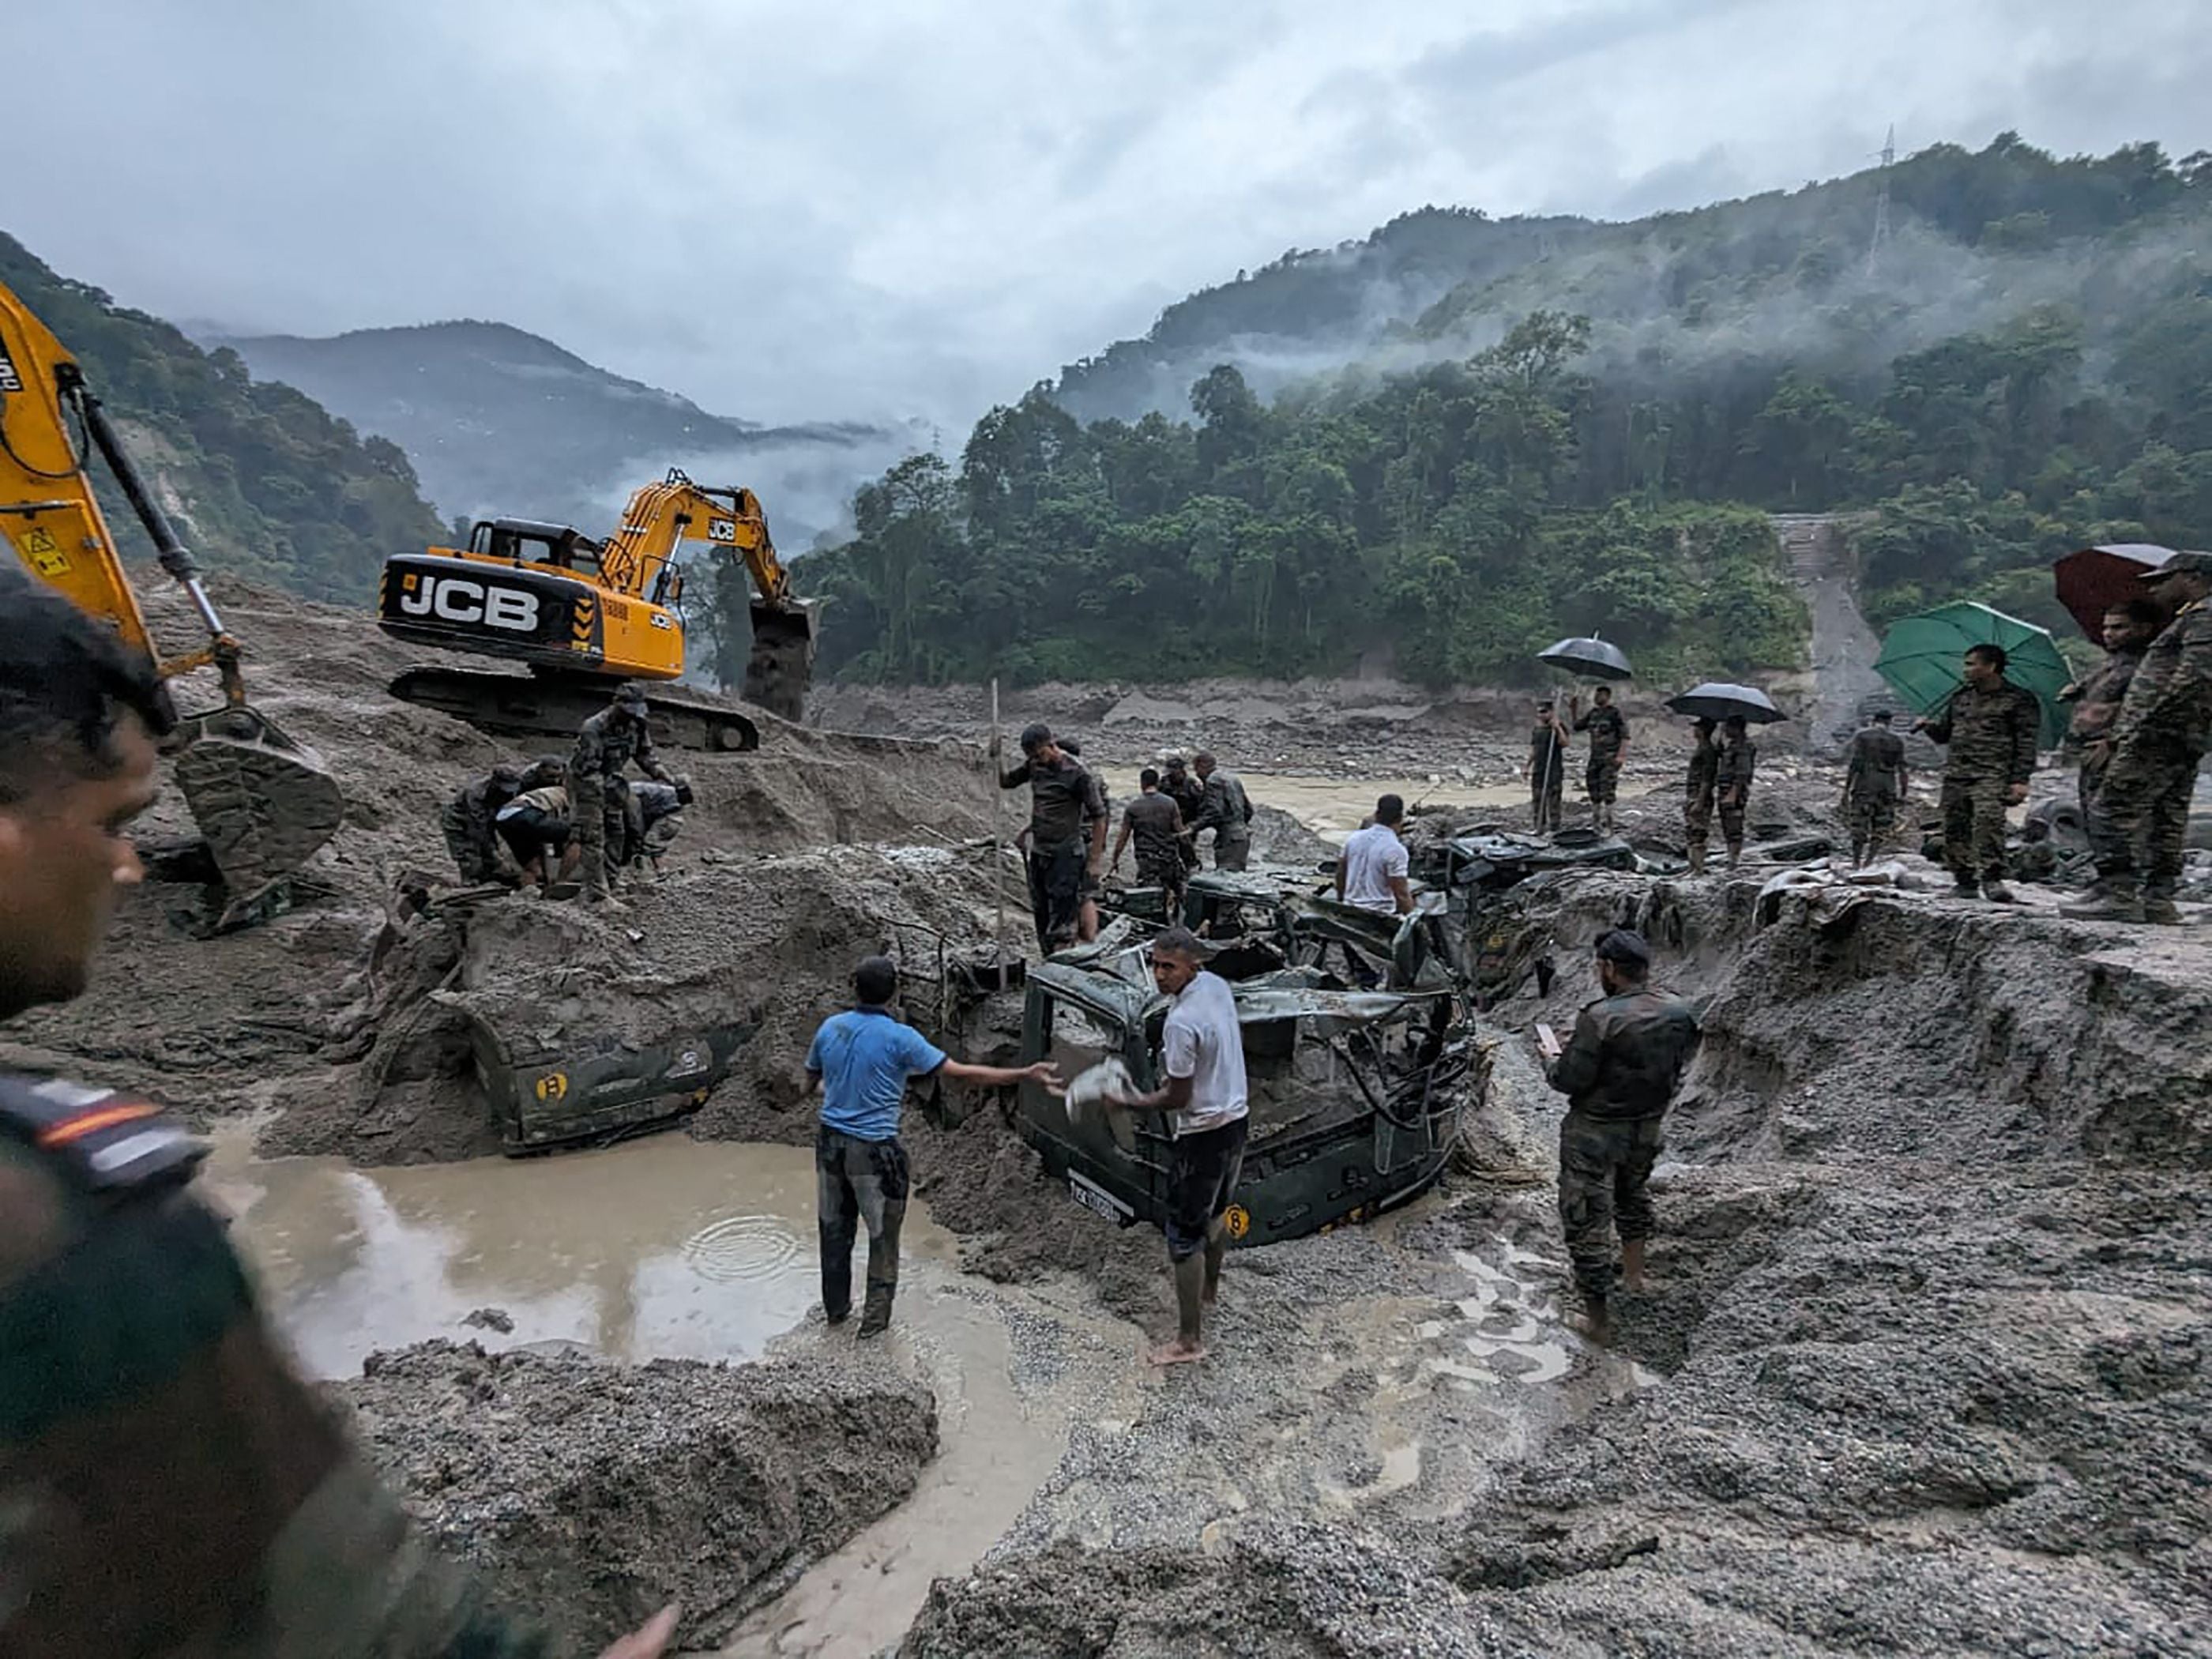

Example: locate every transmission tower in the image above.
[1866,124,1895,275]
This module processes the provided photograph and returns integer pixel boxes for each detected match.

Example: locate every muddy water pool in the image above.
[206,1126,1142,1659]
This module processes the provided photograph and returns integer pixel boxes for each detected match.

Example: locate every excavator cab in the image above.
[474,518,603,574]
[0,279,343,931]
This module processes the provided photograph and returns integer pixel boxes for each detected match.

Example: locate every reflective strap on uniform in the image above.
[36,1101,161,1148]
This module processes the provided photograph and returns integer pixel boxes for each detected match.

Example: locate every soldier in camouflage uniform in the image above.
[1841,710,1908,866]
[1528,700,1569,834]
[1682,719,1717,873]
[2067,553,2212,924]
[1161,757,1206,872]
[1543,929,1701,1341]
[1191,751,1254,871]
[0,578,678,1659]
[1714,715,1757,867]
[1915,644,2041,903]
[2059,598,2164,826]
[1571,687,1630,831]
[570,683,675,903]
[440,763,525,885]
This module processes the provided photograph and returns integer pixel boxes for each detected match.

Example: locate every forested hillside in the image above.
[803,136,2212,687]
[0,233,445,602]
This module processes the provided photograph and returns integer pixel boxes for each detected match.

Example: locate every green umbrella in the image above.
[1874,601,2071,748]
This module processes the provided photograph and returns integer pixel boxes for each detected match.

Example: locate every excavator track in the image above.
[389,666,762,753]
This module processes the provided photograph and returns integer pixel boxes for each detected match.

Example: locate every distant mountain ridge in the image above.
[212,319,902,547]
[0,230,446,603]
[1050,134,2211,421]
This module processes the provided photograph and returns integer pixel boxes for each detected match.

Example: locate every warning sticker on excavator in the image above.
[0,344,21,393]
[533,1072,569,1103]
[17,526,68,577]
[1223,1203,1251,1241]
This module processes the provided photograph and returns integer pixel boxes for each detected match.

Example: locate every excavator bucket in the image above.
[170,703,346,928]
[743,598,818,723]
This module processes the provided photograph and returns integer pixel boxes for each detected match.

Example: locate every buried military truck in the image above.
[1005,941,1480,1246]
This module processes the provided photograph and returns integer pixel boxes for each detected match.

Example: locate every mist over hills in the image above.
[807,134,2212,689]
[211,321,915,550]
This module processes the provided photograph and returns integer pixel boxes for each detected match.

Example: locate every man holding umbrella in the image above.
[1571,687,1630,833]
[1714,714,1758,869]
[2066,551,2212,924]
[1915,645,2041,902]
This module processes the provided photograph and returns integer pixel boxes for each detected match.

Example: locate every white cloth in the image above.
[1062,1056,1138,1152]
[1340,822,1411,914]
[1161,969,1249,1137]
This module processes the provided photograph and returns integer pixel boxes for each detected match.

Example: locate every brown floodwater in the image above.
[205,1126,1141,1659]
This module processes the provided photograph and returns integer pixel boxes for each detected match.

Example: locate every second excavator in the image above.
[377,469,817,750]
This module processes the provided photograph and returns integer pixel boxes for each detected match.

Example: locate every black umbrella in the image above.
[1537,637,1632,681]
[1666,682,1784,724]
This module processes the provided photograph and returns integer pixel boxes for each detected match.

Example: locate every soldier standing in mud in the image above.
[1527,699,1569,834]
[1571,687,1630,832]
[1161,755,1206,873]
[807,956,1058,1336]
[1841,710,1909,866]
[1913,644,2041,903]
[0,577,680,1659]
[995,723,1108,951]
[1111,767,1190,915]
[1190,751,1255,871]
[1714,715,1757,870]
[570,683,676,905]
[441,762,525,886]
[2067,552,2212,924]
[1539,929,1701,1341]
[1682,718,1718,873]
[2060,597,2165,827]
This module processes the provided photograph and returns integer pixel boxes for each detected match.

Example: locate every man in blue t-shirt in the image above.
[807,955,1059,1335]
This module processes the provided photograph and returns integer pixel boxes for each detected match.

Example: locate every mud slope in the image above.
[3,573,999,1124]
[902,875,2212,1658]
[343,1341,937,1652]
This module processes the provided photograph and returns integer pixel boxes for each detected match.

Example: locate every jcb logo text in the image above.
[400,576,540,632]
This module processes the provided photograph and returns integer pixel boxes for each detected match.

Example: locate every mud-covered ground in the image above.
[342,1341,938,1652]
[899,870,2212,1658]
[15,574,2212,1657]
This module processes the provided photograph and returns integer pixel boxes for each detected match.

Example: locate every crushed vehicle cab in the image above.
[1010,946,1474,1247]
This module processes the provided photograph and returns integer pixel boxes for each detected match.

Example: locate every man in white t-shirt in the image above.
[1337,794,1415,915]
[1106,927,1249,1365]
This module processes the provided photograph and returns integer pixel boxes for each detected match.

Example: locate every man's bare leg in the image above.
[1569,1293,1612,1343]
[1202,1216,1228,1306]
[1150,1251,1209,1365]
[1622,1240,1648,1292]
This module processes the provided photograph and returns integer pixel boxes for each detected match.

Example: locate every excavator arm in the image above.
[0,278,343,927]
[600,469,816,720]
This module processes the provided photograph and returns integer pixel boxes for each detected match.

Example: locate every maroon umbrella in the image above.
[2052,544,2174,641]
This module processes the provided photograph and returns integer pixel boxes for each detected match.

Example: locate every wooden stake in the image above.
[991,678,1008,987]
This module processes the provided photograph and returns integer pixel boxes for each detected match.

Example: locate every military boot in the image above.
[1981,879,2016,904]
[1686,841,1706,875]
[2062,879,2145,923]
[2142,896,2182,925]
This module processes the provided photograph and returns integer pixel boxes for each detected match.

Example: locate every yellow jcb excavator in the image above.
[376,468,817,750]
[0,279,343,929]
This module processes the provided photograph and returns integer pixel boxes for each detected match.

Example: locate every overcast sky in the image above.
[15,0,2209,432]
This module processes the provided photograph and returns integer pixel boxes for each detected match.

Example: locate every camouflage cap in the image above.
[2142,549,2212,582]
[1594,927,1651,967]
[612,681,650,711]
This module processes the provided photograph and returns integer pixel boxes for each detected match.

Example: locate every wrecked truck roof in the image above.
[1026,957,1450,1034]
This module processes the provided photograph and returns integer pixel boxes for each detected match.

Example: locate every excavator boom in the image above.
[378,468,816,742]
[0,279,343,927]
